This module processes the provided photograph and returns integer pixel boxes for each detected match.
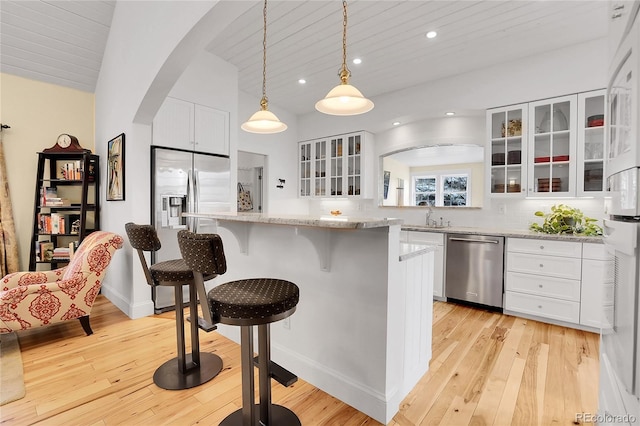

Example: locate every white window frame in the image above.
[411,169,471,207]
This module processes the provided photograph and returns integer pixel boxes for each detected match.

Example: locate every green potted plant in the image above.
[529,204,602,236]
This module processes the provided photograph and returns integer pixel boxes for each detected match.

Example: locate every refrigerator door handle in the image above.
[192,170,199,232]
[187,169,194,232]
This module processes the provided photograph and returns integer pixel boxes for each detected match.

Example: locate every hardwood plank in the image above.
[0,298,599,426]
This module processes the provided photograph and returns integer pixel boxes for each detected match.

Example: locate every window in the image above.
[412,172,469,207]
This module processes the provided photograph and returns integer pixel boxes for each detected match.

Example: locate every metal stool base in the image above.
[153,352,222,390]
[220,404,301,426]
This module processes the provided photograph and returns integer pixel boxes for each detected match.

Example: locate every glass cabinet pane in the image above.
[579,91,606,194]
[299,143,312,196]
[489,106,524,195]
[530,97,573,195]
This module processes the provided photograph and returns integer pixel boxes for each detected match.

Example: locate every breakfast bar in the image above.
[183,212,435,424]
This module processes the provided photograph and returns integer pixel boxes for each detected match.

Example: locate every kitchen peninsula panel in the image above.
[184,213,431,424]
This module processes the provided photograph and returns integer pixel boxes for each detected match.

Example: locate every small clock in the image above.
[43,134,89,153]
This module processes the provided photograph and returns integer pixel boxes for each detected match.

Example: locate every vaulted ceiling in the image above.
[1,1,609,115]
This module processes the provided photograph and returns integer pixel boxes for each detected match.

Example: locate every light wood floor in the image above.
[1,296,599,425]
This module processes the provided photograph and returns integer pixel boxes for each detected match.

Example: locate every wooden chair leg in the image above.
[79,315,93,335]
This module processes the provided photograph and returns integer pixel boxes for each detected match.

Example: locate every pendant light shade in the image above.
[241,0,287,134]
[241,98,288,134]
[316,1,373,116]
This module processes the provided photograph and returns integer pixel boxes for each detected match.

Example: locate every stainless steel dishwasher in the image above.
[445,234,504,309]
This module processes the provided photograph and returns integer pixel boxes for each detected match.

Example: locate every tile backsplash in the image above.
[308,197,605,232]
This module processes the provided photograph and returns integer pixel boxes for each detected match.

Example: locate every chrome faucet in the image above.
[425,206,433,226]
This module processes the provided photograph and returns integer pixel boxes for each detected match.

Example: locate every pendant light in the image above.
[241,0,287,134]
[315,0,374,116]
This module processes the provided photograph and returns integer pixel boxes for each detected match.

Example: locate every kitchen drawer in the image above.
[506,271,580,301]
[505,291,580,324]
[507,238,582,258]
[507,252,582,280]
[406,231,444,245]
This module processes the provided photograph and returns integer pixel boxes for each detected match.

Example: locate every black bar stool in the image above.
[178,230,301,426]
[125,223,224,390]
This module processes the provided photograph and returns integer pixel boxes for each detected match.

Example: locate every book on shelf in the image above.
[39,241,54,261]
[59,161,83,180]
[39,213,77,234]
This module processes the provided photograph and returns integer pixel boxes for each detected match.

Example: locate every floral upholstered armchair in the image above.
[0,231,123,335]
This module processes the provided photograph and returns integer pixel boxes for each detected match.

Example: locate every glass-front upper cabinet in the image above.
[346,134,362,196]
[299,142,312,197]
[314,139,327,196]
[527,95,577,197]
[577,90,606,196]
[329,136,344,196]
[298,131,371,199]
[487,104,527,196]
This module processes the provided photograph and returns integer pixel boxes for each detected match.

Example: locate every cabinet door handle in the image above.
[539,264,544,267]
[612,12,623,19]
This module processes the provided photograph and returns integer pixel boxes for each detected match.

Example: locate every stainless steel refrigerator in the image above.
[151,146,230,312]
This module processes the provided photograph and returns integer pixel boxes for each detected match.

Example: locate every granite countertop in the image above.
[401,224,603,243]
[399,242,436,261]
[183,212,403,229]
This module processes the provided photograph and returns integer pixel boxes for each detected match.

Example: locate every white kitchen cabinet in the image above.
[298,131,373,198]
[576,90,606,196]
[153,97,229,155]
[486,104,528,197]
[581,243,614,328]
[505,237,610,331]
[505,237,583,325]
[405,231,445,300]
[527,94,577,197]
[488,91,605,199]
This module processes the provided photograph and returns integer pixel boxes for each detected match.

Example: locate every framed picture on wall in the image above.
[107,133,125,201]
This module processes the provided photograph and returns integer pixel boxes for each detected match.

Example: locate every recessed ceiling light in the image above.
[298,78,306,84]
[393,121,401,126]
[426,31,437,39]
[352,58,362,65]
[445,111,455,116]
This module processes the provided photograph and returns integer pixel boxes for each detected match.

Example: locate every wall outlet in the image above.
[282,317,290,330]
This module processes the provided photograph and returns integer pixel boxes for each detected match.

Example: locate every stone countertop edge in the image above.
[182,212,403,229]
[401,225,604,243]
[399,242,436,261]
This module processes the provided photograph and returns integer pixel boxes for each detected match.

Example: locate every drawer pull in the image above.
[538,305,543,309]
[540,245,544,250]
[538,284,543,288]
[539,264,544,267]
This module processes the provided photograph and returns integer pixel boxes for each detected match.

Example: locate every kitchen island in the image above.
[183,212,434,424]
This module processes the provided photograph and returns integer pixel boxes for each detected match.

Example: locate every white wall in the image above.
[237,91,308,215]
[95,1,252,318]
[293,37,608,229]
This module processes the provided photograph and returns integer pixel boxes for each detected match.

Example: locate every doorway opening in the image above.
[238,151,266,213]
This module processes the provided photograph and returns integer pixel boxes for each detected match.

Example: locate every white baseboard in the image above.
[101,285,154,319]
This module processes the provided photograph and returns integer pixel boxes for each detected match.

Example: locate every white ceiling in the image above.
[0,0,609,116]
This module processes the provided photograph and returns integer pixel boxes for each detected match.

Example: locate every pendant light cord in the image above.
[339,0,351,84]
[260,0,269,110]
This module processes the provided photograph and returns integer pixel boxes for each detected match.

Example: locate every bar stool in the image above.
[177,230,300,426]
[124,223,224,390]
